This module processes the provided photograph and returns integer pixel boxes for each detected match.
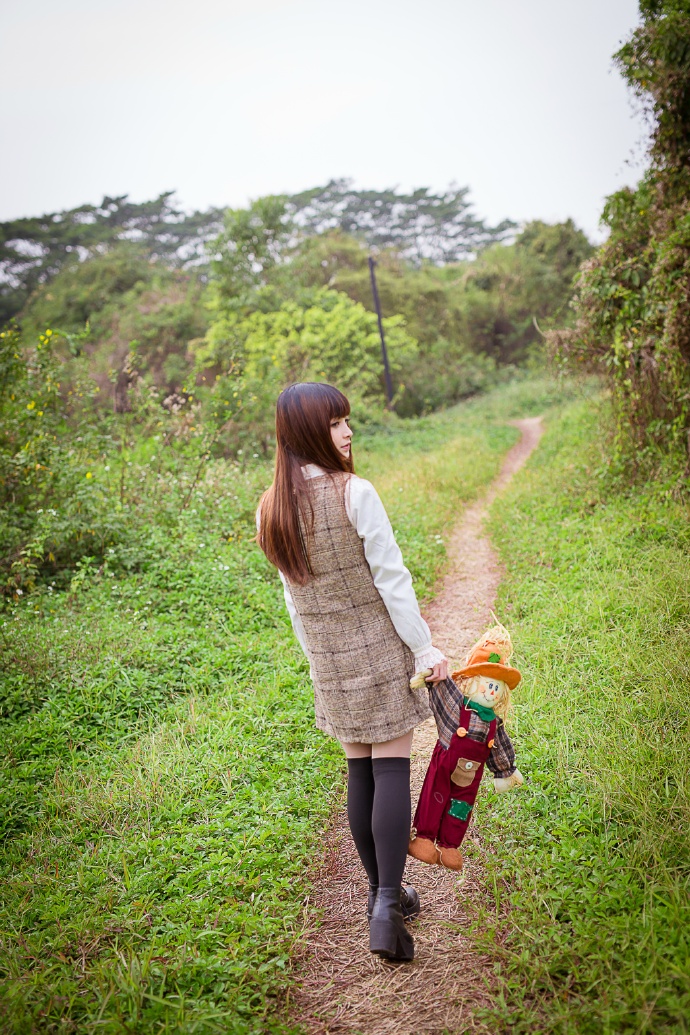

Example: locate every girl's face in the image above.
[330,415,353,459]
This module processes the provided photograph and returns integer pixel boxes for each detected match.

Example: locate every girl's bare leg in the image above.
[340,740,372,758]
[339,730,413,758]
[372,730,413,759]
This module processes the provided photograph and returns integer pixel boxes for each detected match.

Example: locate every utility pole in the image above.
[368,256,394,409]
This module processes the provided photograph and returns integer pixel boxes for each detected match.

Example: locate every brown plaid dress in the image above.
[286,473,431,743]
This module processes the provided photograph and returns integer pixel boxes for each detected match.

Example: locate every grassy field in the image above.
[2,379,580,1033]
[466,394,690,1034]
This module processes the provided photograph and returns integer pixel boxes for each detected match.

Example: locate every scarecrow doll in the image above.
[408,623,524,871]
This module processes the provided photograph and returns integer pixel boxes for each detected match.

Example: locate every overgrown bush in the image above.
[199,287,418,441]
[0,327,231,596]
[19,247,209,406]
[551,0,690,478]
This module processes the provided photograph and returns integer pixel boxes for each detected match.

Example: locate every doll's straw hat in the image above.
[452,630,522,690]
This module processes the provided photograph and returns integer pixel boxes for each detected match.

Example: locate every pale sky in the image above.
[1,0,645,240]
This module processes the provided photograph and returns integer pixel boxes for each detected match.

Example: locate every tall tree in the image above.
[0,193,223,323]
[286,179,514,264]
[208,196,291,310]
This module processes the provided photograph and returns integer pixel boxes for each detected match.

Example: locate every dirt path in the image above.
[289,417,544,1035]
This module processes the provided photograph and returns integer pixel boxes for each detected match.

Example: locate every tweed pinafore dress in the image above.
[285,473,431,743]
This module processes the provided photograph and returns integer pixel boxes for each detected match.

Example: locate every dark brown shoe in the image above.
[367,883,420,921]
[369,887,415,961]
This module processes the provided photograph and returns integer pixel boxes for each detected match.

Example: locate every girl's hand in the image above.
[411,645,447,688]
[425,658,448,684]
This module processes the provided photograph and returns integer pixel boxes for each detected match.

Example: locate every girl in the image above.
[256,383,447,962]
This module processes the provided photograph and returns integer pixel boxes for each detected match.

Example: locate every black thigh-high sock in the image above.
[346,757,378,886]
[371,756,411,889]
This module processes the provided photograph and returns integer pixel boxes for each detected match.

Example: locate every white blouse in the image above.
[261,464,445,675]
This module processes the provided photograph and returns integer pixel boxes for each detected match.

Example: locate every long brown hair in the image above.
[257,382,354,584]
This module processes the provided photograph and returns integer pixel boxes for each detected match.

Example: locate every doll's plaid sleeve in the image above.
[485,719,516,779]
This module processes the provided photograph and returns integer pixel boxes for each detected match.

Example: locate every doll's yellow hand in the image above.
[493,768,524,793]
[409,670,432,691]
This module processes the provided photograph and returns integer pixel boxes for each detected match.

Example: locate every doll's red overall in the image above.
[409,625,524,871]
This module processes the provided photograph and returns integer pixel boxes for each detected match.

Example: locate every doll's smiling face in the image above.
[466,674,508,709]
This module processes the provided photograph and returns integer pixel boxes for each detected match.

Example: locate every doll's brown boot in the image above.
[438,845,463,871]
[407,836,440,865]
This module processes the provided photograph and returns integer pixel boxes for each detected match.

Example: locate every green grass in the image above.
[466,393,690,1034]
[0,378,553,1033]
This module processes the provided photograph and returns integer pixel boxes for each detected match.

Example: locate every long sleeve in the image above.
[346,476,444,665]
[485,719,517,779]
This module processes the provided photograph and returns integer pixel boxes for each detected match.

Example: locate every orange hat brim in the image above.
[452,662,522,690]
